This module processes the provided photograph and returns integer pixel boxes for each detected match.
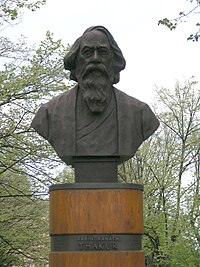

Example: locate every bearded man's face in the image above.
[75,30,115,113]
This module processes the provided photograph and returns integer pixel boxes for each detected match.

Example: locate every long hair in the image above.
[64,26,126,84]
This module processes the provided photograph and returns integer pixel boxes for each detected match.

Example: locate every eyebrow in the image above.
[81,45,109,49]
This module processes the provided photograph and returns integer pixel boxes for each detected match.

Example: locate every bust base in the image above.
[72,156,119,182]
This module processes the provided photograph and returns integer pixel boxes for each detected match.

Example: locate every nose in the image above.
[91,49,101,63]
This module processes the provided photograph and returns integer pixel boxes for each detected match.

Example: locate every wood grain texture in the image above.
[49,189,144,234]
[49,251,145,267]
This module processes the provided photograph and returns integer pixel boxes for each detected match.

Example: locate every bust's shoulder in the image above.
[44,85,77,109]
[114,87,147,109]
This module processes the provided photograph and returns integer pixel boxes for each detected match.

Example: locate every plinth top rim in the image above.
[49,183,144,192]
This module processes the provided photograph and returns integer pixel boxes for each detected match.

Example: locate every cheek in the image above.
[103,55,113,65]
[76,58,87,72]
[77,57,85,67]
[104,59,113,70]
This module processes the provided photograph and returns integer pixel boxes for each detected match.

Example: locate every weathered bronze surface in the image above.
[31,26,159,182]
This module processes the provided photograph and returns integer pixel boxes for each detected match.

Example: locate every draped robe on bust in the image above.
[31,85,159,165]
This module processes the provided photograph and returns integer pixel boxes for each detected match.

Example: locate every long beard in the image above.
[79,69,112,114]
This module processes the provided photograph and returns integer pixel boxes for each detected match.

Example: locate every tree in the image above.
[0,172,49,266]
[0,31,71,189]
[0,0,46,28]
[118,78,200,266]
[158,1,200,41]
[0,0,44,67]
[0,30,73,264]
[0,1,72,264]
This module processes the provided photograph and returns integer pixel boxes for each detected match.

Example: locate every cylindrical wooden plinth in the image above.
[49,183,144,267]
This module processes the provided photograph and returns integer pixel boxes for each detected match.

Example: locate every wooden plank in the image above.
[49,189,143,234]
[49,251,145,267]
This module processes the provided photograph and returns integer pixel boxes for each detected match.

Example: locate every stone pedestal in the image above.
[49,183,145,267]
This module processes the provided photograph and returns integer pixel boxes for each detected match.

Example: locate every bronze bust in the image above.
[31,26,159,182]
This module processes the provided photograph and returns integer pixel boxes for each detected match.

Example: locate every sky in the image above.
[4,0,200,105]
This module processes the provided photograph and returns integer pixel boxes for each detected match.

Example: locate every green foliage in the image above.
[0,172,49,266]
[158,1,200,41]
[0,31,71,191]
[0,19,71,265]
[0,0,72,265]
[158,18,177,31]
[57,167,75,183]
[187,31,200,41]
[119,78,200,266]
[0,0,46,26]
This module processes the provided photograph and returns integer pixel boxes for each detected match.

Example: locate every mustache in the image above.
[83,63,108,78]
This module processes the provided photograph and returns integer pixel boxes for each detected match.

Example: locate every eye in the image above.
[81,47,93,57]
[99,48,109,56]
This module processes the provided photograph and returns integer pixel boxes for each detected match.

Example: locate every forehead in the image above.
[80,30,110,48]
